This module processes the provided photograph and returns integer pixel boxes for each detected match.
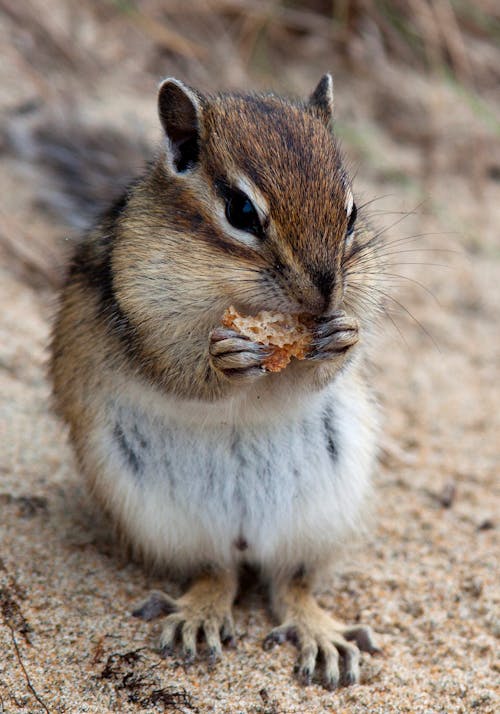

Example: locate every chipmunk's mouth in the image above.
[231,290,322,319]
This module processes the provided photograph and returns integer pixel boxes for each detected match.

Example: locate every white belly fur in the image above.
[89,371,378,576]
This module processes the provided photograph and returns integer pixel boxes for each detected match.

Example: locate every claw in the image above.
[203,618,223,660]
[314,311,349,334]
[296,666,313,686]
[132,590,178,621]
[223,366,266,381]
[341,668,358,687]
[295,639,318,686]
[221,614,236,647]
[182,648,196,665]
[207,646,222,668]
[343,625,381,655]
[324,672,339,691]
[181,620,198,661]
[159,613,183,653]
[159,644,174,659]
[308,344,352,360]
[339,643,360,686]
[210,327,250,343]
[263,625,290,650]
[320,638,340,691]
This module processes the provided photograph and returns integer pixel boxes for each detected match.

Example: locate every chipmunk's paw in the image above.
[133,575,236,665]
[158,604,235,665]
[308,311,359,362]
[209,327,271,381]
[263,611,379,690]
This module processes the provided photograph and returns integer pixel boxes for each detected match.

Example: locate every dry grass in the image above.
[1,0,499,89]
[0,0,498,287]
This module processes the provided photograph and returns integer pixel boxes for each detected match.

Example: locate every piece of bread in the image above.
[222,306,312,372]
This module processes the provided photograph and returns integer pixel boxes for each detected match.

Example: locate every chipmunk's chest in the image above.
[98,380,376,570]
[111,401,332,526]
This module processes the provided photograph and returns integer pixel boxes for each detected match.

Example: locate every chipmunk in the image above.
[50,74,382,690]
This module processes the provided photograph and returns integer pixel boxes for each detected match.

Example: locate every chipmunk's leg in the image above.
[133,570,238,663]
[264,573,379,690]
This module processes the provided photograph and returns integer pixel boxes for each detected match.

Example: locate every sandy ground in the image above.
[1,3,499,713]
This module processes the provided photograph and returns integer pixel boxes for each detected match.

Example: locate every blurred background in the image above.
[0,0,499,289]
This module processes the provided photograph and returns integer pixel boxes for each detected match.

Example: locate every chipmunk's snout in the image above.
[291,276,339,316]
[295,271,333,316]
[311,268,335,302]
[299,266,343,316]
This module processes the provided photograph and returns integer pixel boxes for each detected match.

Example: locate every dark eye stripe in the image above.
[346,203,357,236]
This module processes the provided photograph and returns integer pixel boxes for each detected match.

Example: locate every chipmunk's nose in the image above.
[312,269,334,298]
[311,268,335,312]
[292,264,342,315]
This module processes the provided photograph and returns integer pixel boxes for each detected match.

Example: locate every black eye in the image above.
[225,190,262,237]
[346,203,357,237]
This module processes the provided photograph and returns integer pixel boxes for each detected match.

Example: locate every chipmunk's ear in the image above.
[158,78,204,173]
[307,74,334,126]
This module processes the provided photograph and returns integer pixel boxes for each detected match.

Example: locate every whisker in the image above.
[357,194,396,211]
[366,200,428,241]
[347,256,452,271]
[379,310,409,347]
[362,209,422,217]
[372,287,440,352]
[352,272,441,306]
[345,249,453,273]
[345,284,393,319]
[380,262,450,269]
[373,251,458,264]
[343,231,455,273]
[346,286,409,347]
[376,231,456,249]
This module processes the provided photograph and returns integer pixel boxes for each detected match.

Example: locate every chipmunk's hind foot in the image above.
[265,578,380,690]
[133,571,237,664]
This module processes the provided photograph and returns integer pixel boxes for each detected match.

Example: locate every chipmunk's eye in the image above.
[346,203,357,238]
[225,189,262,237]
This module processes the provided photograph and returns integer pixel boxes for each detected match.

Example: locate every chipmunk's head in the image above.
[156,74,358,316]
[115,76,377,334]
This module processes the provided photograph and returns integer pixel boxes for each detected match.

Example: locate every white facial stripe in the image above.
[233,175,269,223]
[345,188,354,216]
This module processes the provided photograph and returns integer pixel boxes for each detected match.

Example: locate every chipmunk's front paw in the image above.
[308,311,359,362]
[209,327,271,381]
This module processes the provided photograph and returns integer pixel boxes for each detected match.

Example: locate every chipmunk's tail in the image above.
[4,104,152,230]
